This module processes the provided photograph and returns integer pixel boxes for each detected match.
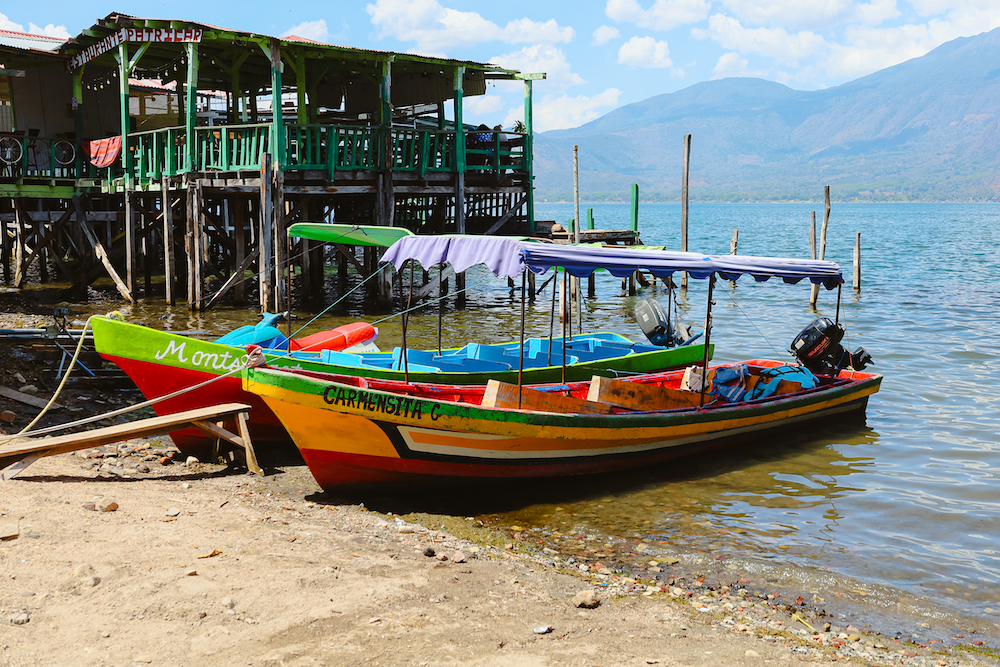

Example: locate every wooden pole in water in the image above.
[810,187,831,306]
[853,232,861,291]
[729,228,738,287]
[809,211,817,260]
[681,134,691,289]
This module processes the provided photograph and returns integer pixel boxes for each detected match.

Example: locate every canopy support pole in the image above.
[547,269,557,366]
[834,283,842,325]
[699,274,716,408]
[561,269,568,383]
[518,271,527,408]
[438,263,444,355]
[402,260,413,383]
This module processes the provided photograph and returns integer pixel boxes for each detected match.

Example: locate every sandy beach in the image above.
[0,311,997,667]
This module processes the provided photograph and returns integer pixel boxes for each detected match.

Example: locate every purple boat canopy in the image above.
[520,245,844,289]
[380,235,528,279]
[380,235,844,289]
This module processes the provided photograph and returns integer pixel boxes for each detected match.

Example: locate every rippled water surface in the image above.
[47,202,1000,638]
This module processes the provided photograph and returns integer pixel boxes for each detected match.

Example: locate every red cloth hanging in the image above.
[82,136,122,168]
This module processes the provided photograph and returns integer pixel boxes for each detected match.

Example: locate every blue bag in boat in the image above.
[712,363,749,402]
[747,365,818,400]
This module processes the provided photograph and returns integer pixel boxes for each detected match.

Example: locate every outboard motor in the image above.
[790,317,873,375]
[634,297,696,348]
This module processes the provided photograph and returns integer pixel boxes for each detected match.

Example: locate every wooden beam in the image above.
[482,380,614,414]
[587,376,702,411]
[73,196,135,304]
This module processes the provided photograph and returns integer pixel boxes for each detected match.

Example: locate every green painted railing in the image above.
[133,127,186,181]
[195,124,271,172]
[121,123,526,185]
[285,124,379,173]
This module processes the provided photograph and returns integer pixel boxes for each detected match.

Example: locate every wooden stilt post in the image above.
[1,208,10,284]
[189,181,205,311]
[233,194,246,303]
[162,177,175,305]
[141,196,152,296]
[273,165,286,311]
[259,154,273,313]
[810,186,831,306]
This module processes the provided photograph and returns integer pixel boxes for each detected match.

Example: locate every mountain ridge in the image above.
[533,28,1000,202]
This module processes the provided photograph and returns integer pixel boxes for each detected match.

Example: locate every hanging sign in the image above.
[68,28,203,71]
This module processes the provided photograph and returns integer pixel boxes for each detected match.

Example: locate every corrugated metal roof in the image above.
[62,12,518,75]
[0,29,66,53]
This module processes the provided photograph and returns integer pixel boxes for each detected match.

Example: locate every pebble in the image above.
[14,372,26,384]
[532,626,553,634]
[572,590,601,609]
[185,456,199,466]
[82,502,97,512]
[10,613,29,625]
[452,551,467,563]
[423,547,436,557]
[165,508,181,517]
[98,501,118,513]
[18,384,38,395]
[0,410,16,424]
[184,569,198,576]
[222,597,235,609]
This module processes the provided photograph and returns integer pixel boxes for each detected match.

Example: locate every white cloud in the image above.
[492,44,585,89]
[617,36,673,67]
[282,20,330,43]
[504,88,622,131]
[367,0,573,53]
[720,0,898,30]
[28,23,71,39]
[0,12,21,31]
[712,51,770,78]
[502,18,574,44]
[592,25,620,45]
[0,13,70,38]
[464,94,505,116]
[692,14,828,64]
[605,0,711,30]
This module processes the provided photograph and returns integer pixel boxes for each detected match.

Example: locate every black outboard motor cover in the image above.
[635,298,670,346]
[790,317,873,375]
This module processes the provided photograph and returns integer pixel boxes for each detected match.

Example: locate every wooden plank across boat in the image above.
[242,362,882,489]
[0,403,258,481]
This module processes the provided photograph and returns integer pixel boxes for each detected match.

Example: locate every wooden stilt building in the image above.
[0,13,542,309]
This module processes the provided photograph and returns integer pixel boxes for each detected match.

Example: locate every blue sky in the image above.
[4,1,1000,132]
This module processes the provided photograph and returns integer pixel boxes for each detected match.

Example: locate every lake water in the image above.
[27,201,1000,642]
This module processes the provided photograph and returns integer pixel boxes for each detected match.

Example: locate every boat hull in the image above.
[243,363,882,490]
[91,317,708,457]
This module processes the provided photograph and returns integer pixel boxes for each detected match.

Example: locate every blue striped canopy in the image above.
[520,245,844,289]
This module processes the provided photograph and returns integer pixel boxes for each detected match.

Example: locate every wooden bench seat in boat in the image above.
[587,376,704,410]
[482,380,615,414]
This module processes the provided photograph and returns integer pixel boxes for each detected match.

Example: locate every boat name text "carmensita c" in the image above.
[323,386,441,421]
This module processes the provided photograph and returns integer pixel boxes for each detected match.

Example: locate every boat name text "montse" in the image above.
[153,340,247,372]
[323,386,441,421]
